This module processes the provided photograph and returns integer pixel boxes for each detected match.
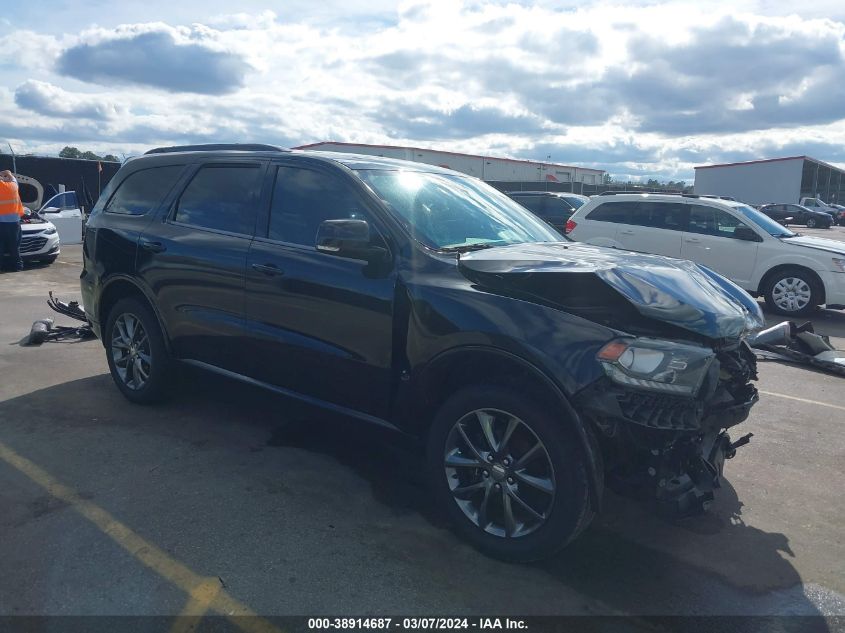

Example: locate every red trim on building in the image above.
[292,141,603,174]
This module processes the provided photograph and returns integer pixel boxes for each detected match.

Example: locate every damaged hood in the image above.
[458,242,764,341]
[780,235,845,257]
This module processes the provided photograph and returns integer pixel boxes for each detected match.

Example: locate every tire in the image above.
[806,218,817,228]
[426,385,593,562]
[104,297,172,404]
[763,267,821,317]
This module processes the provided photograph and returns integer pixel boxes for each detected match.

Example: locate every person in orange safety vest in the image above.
[0,169,26,272]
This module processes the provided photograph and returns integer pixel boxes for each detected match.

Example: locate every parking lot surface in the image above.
[1,241,844,620]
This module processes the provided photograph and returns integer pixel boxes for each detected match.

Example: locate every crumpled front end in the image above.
[575,339,759,516]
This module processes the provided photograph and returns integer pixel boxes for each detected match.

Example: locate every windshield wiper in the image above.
[440,242,505,253]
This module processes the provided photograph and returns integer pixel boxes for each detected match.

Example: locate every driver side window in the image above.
[269,166,372,246]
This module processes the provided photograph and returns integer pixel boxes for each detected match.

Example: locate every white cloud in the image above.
[3,0,845,182]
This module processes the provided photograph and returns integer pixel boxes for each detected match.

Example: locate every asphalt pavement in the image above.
[1,239,844,622]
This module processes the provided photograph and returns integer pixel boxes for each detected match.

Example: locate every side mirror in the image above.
[734,225,762,242]
[315,219,387,261]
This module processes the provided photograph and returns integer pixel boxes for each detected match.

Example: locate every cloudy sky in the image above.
[2,0,845,182]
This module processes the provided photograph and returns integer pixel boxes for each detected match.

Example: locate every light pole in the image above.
[6,142,16,175]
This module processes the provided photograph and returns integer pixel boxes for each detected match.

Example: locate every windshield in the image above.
[356,170,561,250]
[733,204,796,237]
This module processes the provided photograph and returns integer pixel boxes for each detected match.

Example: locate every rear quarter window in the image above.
[105,165,185,216]
[586,202,630,223]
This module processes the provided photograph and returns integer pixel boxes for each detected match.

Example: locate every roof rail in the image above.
[144,144,290,155]
[597,190,687,196]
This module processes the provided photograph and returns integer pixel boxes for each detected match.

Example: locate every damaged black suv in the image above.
[81,144,763,561]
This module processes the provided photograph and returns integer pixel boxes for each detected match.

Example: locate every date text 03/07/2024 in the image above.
[307,618,528,630]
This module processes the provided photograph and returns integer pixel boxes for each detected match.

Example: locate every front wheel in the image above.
[763,268,820,316]
[427,386,593,562]
[104,297,172,404]
[806,217,817,228]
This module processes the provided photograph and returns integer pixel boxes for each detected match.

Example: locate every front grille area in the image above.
[615,390,701,430]
[20,235,48,254]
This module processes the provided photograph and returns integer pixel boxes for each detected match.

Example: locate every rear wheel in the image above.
[427,385,593,562]
[763,268,821,316]
[104,297,171,404]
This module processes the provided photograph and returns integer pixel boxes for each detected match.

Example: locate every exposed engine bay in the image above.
[458,242,764,517]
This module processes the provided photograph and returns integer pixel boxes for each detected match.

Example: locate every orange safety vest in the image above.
[0,180,26,219]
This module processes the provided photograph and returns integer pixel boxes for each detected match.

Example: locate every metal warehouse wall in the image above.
[694,159,803,205]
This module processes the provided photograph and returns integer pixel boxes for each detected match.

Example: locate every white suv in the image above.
[566,193,845,316]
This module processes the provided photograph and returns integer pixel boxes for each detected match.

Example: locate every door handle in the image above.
[139,238,166,253]
[684,237,701,244]
[619,230,635,235]
[251,263,284,276]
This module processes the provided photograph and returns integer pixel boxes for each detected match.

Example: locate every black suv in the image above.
[81,145,763,561]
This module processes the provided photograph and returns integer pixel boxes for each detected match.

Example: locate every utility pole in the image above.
[6,142,16,175]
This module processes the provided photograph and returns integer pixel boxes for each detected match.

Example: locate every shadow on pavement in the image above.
[0,369,832,621]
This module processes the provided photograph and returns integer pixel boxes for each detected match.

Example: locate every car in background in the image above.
[758,203,832,229]
[799,197,839,221]
[505,191,589,234]
[828,204,845,226]
[565,192,845,316]
[38,191,85,245]
[19,210,60,265]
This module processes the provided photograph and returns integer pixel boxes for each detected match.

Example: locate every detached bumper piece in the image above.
[750,320,845,376]
[577,342,759,518]
[25,292,94,345]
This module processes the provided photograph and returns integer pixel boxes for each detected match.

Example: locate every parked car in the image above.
[566,192,845,316]
[828,204,845,226]
[799,197,839,220]
[38,191,84,245]
[758,203,832,229]
[16,210,61,265]
[505,191,589,233]
[82,145,763,561]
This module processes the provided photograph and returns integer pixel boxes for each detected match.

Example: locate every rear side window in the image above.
[105,166,185,216]
[174,164,263,235]
[512,196,545,215]
[586,202,630,223]
[544,198,575,217]
[628,202,686,230]
[268,166,371,246]
[687,205,746,238]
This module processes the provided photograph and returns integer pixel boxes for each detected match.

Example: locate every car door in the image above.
[136,160,268,372]
[615,201,686,257]
[681,204,759,287]
[244,162,396,419]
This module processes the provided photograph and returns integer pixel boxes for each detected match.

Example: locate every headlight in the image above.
[833,257,845,272]
[597,338,715,397]
[43,227,57,235]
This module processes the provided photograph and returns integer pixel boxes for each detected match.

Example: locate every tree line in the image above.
[58,146,120,162]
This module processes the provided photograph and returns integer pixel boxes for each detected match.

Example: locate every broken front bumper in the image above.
[575,344,759,517]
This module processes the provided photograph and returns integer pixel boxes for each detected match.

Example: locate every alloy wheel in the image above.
[110,313,151,390]
[771,277,812,313]
[443,408,556,538]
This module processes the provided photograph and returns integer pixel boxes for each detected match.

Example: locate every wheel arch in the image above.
[757,264,826,305]
[99,277,172,352]
[406,345,604,511]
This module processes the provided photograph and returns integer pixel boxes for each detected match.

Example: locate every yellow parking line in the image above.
[0,440,282,633]
[759,390,845,412]
[168,578,223,633]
